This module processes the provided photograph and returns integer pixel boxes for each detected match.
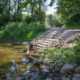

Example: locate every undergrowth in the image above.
[41,39,80,65]
[0,22,46,41]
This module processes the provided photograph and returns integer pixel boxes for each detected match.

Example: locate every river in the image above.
[0,43,49,80]
[0,43,28,80]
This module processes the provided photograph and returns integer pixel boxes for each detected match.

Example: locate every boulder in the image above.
[72,74,80,80]
[75,67,80,74]
[60,63,73,74]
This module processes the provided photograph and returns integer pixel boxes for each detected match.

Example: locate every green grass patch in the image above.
[0,22,46,41]
[41,39,80,65]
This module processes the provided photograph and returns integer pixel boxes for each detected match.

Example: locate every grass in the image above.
[40,38,80,65]
[0,22,46,41]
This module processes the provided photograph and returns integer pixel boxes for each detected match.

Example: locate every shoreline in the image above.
[0,41,29,45]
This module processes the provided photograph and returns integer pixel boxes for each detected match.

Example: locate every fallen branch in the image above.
[28,55,51,66]
[27,55,62,69]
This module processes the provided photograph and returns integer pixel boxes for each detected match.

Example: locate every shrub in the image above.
[62,22,80,29]
[42,39,80,65]
[0,22,46,41]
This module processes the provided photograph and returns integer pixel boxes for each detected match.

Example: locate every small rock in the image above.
[46,77,52,80]
[61,77,71,80]
[61,75,72,80]
[57,62,63,67]
[24,70,31,75]
[75,67,80,74]
[54,77,61,80]
[16,78,25,80]
[72,74,80,80]
[60,63,73,74]
[42,69,49,73]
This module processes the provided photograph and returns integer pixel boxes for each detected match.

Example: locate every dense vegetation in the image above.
[57,0,80,28]
[0,0,49,41]
[0,1,80,79]
[41,39,80,65]
[0,22,46,41]
[0,0,80,41]
[0,0,47,27]
[47,0,80,28]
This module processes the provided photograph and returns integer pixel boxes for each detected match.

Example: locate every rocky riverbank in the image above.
[8,55,80,80]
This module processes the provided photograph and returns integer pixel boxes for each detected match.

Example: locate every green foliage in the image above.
[57,0,80,27]
[72,39,80,64]
[23,11,46,23]
[47,15,54,27]
[0,22,46,41]
[43,48,74,63]
[47,14,62,27]
[42,39,80,65]
[62,23,80,29]
[0,0,47,27]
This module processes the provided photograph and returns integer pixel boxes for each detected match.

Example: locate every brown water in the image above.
[0,43,28,80]
[0,43,52,80]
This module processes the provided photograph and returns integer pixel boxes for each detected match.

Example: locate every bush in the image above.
[0,22,46,41]
[42,48,74,63]
[42,39,80,65]
[62,25,80,29]
[62,21,80,29]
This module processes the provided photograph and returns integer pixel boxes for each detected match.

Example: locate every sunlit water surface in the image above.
[0,43,28,80]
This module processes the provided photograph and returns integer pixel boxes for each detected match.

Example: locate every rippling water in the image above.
[0,43,27,80]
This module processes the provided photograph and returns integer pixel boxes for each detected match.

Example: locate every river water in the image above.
[0,43,49,80]
[0,43,28,80]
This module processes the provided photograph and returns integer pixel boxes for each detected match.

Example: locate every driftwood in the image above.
[28,55,51,66]
[27,55,62,69]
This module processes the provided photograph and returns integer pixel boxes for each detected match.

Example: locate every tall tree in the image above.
[57,0,80,25]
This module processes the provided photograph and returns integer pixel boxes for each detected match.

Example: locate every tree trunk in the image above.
[8,0,11,21]
[17,0,21,14]
[31,2,34,17]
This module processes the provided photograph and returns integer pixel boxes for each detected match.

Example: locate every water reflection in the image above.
[6,58,40,80]
[6,59,20,80]
[0,43,27,80]
[0,43,50,80]
[3,57,51,80]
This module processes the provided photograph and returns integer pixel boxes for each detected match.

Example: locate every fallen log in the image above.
[27,55,62,69]
[28,55,51,66]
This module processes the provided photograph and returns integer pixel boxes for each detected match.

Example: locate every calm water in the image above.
[0,43,28,80]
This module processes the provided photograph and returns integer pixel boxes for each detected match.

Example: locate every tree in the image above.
[0,0,56,26]
[25,0,47,23]
[47,14,61,27]
[0,0,10,26]
[57,0,80,25]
